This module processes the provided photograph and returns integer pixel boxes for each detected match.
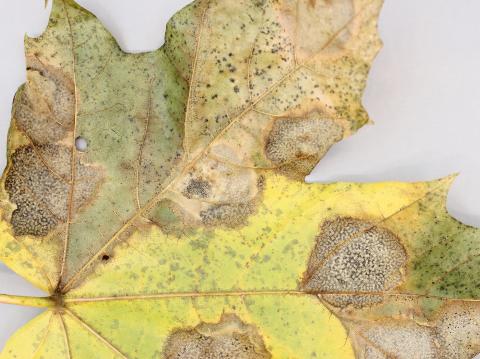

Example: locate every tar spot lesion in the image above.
[4,144,103,237]
[163,314,271,359]
[265,114,343,179]
[302,217,407,308]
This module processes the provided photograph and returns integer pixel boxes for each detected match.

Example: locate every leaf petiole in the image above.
[0,294,55,308]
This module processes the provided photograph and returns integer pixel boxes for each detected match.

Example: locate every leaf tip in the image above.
[442,172,460,188]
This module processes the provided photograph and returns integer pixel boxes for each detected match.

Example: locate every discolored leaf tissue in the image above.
[1,1,479,358]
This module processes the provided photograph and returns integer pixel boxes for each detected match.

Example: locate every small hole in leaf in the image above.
[75,136,88,151]
[102,254,110,261]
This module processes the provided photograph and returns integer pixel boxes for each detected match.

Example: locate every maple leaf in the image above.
[5,0,479,358]
[0,0,382,293]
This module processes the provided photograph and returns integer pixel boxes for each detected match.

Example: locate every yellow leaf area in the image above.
[4,173,479,358]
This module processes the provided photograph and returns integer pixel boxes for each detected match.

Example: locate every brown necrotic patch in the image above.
[13,56,74,144]
[198,175,265,228]
[183,178,212,199]
[357,322,439,359]
[163,314,271,359]
[436,303,480,359]
[169,147,264,230]
[302,217,407,308]
[265,115,343,179]
[200,201,257,227]
[4,144,103,237]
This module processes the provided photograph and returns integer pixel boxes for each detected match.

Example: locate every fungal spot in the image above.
[172,146,263,229]
[75,136,88,152]
[302,217,407,308]
[359,322,439,359]
[4,145,103,237]
[163,314,271,359]
[436,303,480,359]
[200,202,256,227]
[265,115,343,179]
[183,178,211,199]
[13,56,74,144]
[197,174,263,228]
[101,254,110,261]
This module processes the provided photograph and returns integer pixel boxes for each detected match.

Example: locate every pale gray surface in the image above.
[0,0,479,354]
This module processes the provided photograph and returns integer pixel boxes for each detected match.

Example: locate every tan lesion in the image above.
[347,319,439,359]
[14,56,75,145]
[163,313,271,359]
[3,54,104,238]
[335,299,480,359]
[152,147,264,230]
[302,217,408,308]
[264,112,344,179]
[4,144,103,237]
[435,302,480,359]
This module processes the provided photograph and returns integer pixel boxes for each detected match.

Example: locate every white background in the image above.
[0,0,480,353]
